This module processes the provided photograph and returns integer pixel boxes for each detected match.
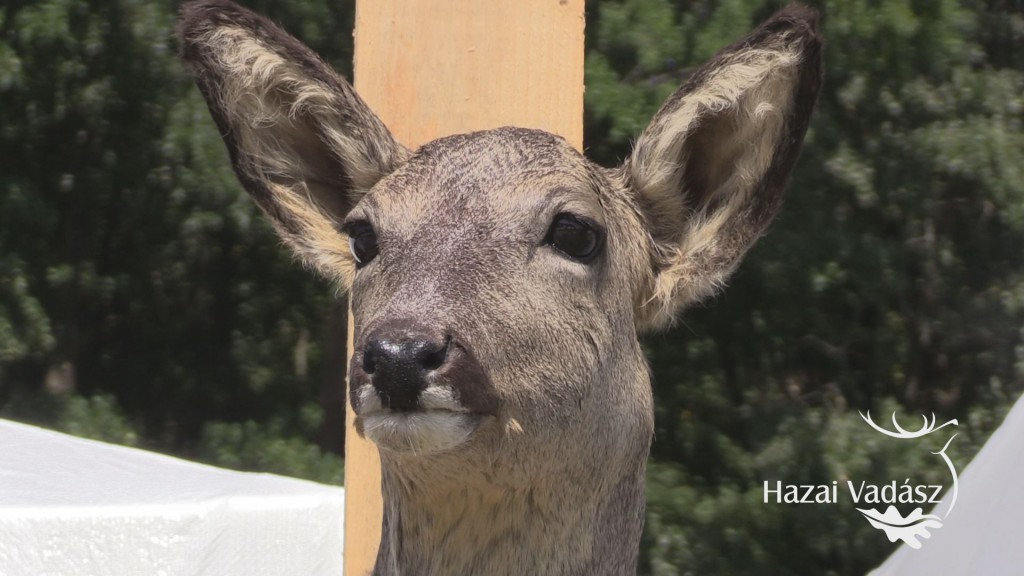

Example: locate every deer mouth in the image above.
[353,384,485,454]
[347,322,500,454]
[360,410,482,454]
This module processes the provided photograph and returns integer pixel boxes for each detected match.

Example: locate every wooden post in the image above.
[344,1,585,574]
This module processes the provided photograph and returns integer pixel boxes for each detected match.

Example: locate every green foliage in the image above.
[642,402,990,575]
[0,391,137,446]
[57,393,140,446]
[0,256,55,364]
[197,405,344,485]
[0,0,350,471]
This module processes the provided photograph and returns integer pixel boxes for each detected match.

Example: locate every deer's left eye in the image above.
[343,221,379,267]
[546,213,603,263]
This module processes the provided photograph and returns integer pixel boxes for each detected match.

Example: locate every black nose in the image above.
[362,327,450,411]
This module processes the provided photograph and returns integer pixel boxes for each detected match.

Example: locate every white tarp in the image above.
[0,419,344,576]
[870,393,1024,576]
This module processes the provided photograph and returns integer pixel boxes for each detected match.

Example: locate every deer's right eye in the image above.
[344,221,379,267]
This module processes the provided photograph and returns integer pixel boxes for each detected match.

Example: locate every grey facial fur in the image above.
[178,2,823,574]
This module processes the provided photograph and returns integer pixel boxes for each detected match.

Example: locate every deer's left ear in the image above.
[623,5,824,330]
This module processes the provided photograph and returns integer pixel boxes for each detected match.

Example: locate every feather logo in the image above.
[857,411,959,549]
[857,506,943,549]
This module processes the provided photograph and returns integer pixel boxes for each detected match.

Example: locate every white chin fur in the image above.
[362,411,478,455]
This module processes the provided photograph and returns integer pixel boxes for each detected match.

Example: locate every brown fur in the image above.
[177,2,823,574]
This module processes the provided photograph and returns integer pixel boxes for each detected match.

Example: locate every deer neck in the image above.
[373,452,646,576]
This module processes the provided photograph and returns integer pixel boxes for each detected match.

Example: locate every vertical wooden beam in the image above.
[344,1,584,574]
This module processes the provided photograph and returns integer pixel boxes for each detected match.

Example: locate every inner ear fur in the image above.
[177,0,408,283]
[625,4,824,330]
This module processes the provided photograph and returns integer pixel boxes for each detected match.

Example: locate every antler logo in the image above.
[856,411,959,549]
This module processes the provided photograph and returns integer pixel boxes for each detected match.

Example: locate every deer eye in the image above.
[343,221,378,267]
[546,213,603,263]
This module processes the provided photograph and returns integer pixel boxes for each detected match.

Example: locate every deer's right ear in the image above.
[177,0,407,284]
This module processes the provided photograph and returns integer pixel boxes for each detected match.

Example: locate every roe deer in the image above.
[177,1,823,574]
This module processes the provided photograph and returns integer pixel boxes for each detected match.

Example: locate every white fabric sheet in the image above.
[0,419,344,576]
[870,393,1024,576]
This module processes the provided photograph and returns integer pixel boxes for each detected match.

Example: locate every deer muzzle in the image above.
[349,319,499,454]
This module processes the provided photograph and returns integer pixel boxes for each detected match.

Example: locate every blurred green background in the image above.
[1,0,1021,574]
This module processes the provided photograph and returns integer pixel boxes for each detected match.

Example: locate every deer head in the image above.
[178,1,823,573]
